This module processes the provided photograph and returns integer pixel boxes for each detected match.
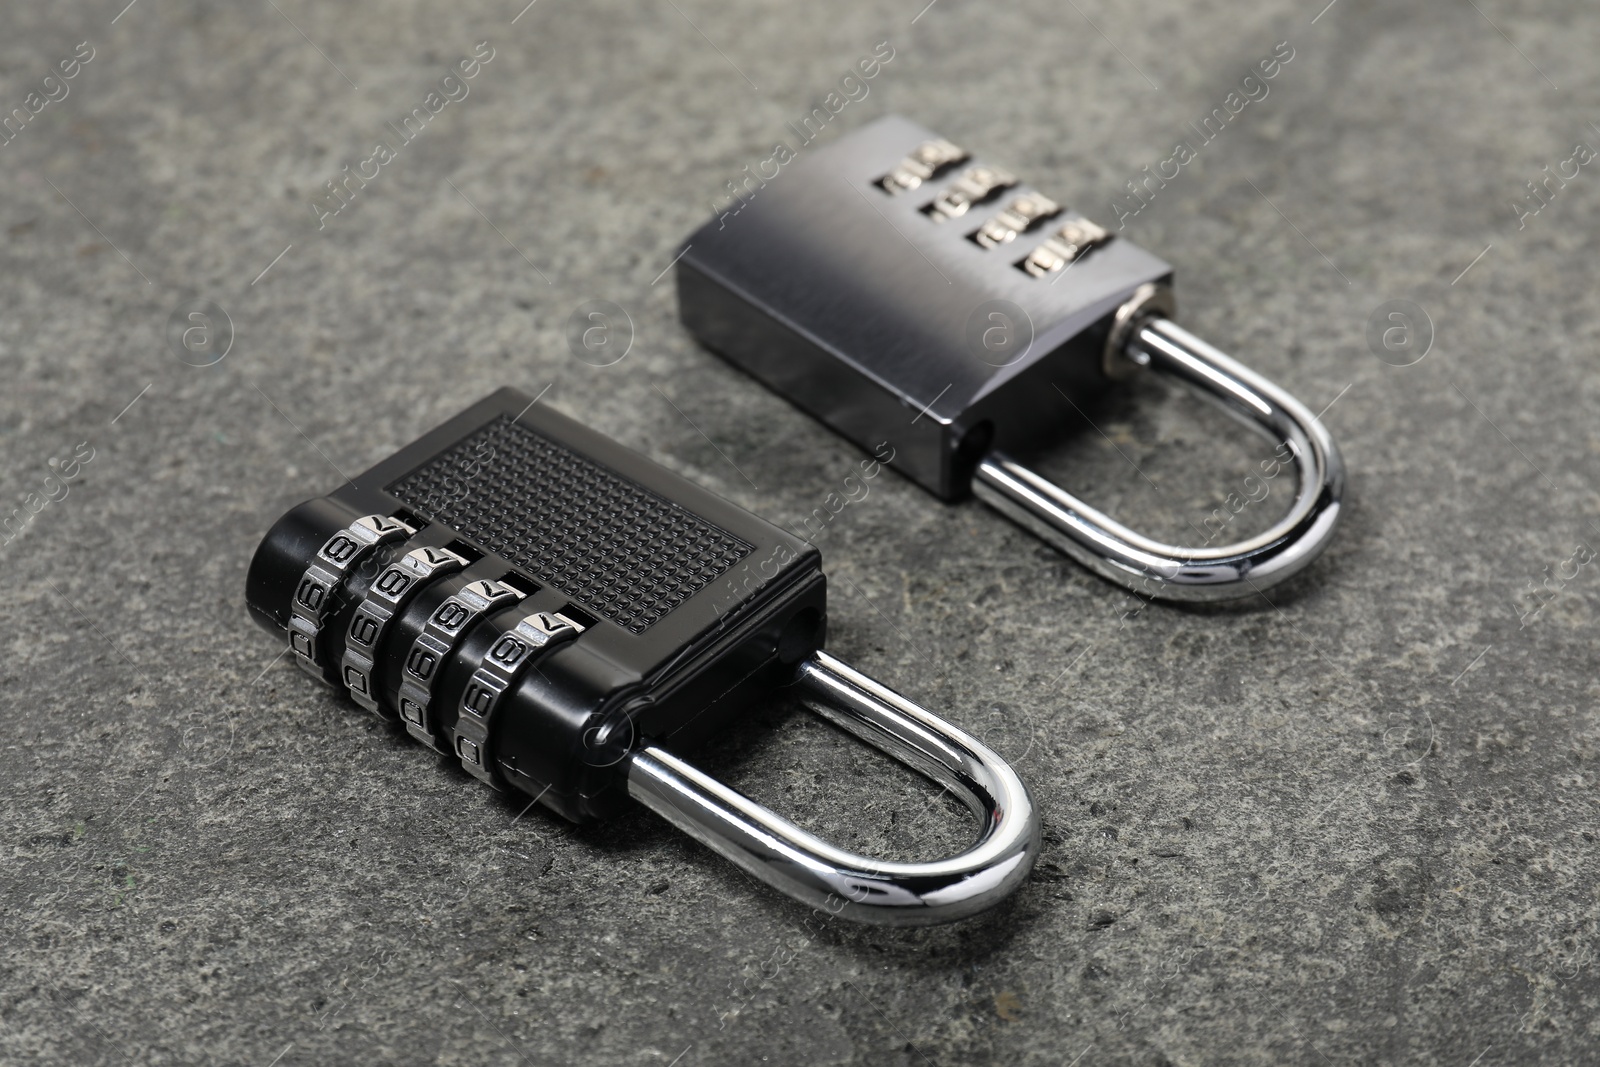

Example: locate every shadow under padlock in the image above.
[246,389,1039,925]
[675,114,1344,602]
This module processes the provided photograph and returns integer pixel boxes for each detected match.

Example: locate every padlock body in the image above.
[678,114,1173,500]
[247,389,825,822]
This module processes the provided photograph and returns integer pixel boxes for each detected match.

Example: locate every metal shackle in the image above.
[625,651,1041,926]
[972,287,1344,603]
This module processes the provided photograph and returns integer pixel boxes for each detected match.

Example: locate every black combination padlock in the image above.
[247,389,1038,924]
[677,115,1344,601]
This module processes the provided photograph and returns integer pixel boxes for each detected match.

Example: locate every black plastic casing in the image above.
[677,114,1174,501]
[246,389,826,822]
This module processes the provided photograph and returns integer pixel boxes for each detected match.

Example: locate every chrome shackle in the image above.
[974,292,1345,603]
[627,651,1040,926]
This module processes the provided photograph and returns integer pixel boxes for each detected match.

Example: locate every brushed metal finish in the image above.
[625,651,1040,926]
[974,316,1344,601]
[678,114,1174,500]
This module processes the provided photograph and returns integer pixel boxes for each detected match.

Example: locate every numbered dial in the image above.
[287,514,415,682]
[340,545,470,717]
[452,612,586,788]
[396,579,523,752]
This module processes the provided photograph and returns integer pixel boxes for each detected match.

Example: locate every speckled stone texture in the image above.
[2,0,1597,1064]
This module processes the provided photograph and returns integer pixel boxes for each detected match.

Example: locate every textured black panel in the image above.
[387,416,752,633]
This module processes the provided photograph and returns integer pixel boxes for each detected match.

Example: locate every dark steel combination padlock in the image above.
[677,114,1344,601]
[246,388,1038,924]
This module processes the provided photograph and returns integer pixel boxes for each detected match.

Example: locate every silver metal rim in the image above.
[974,315,1345,602]
[1102,281,1176,381]
[624,651,1040,926]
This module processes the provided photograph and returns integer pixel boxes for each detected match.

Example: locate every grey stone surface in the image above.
[2,0,1598,1063]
